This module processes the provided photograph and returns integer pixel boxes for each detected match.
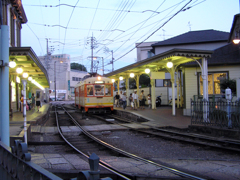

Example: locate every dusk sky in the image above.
[21,0,239,74]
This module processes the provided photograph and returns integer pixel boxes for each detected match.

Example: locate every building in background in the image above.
[39,54,70,100]
[39,54,89,100]
[70,69,89,99]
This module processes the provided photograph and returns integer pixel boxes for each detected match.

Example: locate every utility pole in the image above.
[104,47,114,72]
[102,57,104,75]
[87,33,98,74]
[91,34,93,73]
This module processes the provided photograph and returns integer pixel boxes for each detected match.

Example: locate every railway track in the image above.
[56,104,207,180]
[92,113,240,153]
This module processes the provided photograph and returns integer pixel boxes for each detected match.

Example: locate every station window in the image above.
[87,85,93,96]
[198,72,228,95]
[105,85,111,96]
[94,85,104,96]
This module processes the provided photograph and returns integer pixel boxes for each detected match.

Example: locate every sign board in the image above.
[57,90,67,93]
[151,72,165,79]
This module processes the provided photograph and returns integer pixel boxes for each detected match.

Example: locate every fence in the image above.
[191,98,240,129]
[0,140,62,180]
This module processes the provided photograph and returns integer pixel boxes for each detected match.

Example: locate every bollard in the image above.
[76,153,112,180]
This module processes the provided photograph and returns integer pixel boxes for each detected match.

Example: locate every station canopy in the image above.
[9,47,49,89]
[105,48,213,79]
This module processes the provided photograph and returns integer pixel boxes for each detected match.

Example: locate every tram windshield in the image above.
[87,85,93,96]
[90,84,111,96]
[105,85,111,96]
[94,85,104,96]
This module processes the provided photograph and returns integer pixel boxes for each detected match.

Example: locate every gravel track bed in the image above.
[91,130,240,161]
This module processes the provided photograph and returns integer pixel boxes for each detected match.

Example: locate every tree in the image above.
[71,63,87,72]
[219,79,236,95]
[120,74,150,89]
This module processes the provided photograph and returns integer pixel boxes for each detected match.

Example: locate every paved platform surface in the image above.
[8,101,240,180]
[115,106,191,128]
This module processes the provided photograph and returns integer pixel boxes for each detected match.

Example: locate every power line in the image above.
[24,3,164,14]
[26,24,44,54]
[61,0,80,54]
[113,0,193,63]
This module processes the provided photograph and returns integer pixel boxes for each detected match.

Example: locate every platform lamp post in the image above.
[21,71,29,144]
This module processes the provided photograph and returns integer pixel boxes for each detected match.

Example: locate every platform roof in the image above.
[105,48,213,79]
[9,47,49,89]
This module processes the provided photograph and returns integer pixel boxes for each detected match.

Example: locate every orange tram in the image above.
[74,76,114,113]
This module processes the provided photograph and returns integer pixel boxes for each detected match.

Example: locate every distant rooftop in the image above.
[152,30,229,47]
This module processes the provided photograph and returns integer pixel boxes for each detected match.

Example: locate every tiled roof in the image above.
[152,30,229,47]
[208,43,240,65]
[184,42,240,66]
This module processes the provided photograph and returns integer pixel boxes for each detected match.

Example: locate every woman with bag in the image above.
[129,93,133,110]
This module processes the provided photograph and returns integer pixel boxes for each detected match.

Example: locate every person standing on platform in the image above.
[36,93,41,112]
[114,92,120,107]
[31,93,35,110]
[139,90,146,109]
[122,92,127,110]
[133,90,138,110]
[129,93,133,110]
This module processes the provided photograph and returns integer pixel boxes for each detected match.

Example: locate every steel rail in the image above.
[54,105,132,180]
[61,105,206,180]
[105,114,240,152]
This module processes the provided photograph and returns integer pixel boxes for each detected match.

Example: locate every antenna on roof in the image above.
[188,21,192,31]
[162,29,166,40]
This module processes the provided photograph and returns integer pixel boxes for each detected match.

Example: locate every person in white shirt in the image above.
[133,90,138,110]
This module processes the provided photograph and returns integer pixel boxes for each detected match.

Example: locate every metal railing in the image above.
[0,140,62,180]
[191,98,240,129]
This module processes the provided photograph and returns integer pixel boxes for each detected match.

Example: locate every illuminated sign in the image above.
[95,81,104,84]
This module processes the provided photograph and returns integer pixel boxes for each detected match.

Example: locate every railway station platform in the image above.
[114,106,191,129]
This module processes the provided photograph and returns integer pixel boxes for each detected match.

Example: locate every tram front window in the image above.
[95,85,104,96]
[105,85,111,96]
[87,85,93,96]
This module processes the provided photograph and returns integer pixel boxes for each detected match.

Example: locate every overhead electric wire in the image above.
[112,0,193,63]
[102,0,204,67]
[39,0,47,38]
[86,0,101,38]
[95,0,136,56]
[111,0,166,57]
[24,3,163,14]
[96,0,128,42]
[61,0,80,54]
[26,24,44,54]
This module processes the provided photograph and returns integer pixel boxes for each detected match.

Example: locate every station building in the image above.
[0,0,50,114]
[106,15,240,116]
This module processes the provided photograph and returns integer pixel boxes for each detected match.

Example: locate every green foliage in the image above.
[219,79,236,94]
[126,74,150,89]
[71,63,87,72]
[139,74,150,87]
